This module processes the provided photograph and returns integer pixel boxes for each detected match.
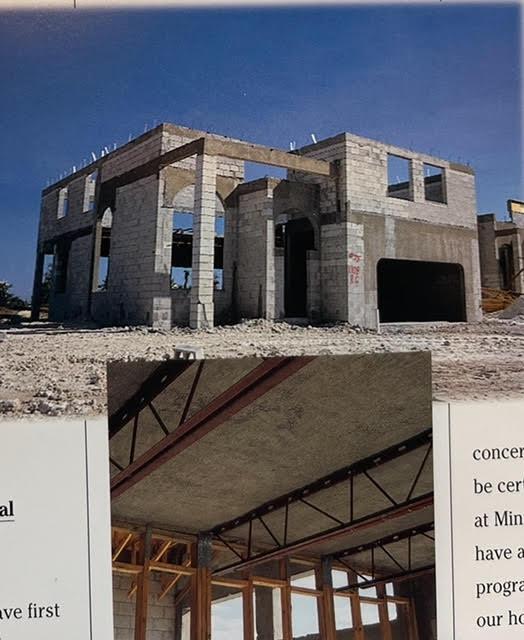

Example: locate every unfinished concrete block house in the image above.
[32,123,482,329]
[477,202,524,294]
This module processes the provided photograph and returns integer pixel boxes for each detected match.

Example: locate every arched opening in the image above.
[377,258,466,322]
[94,208,112,291]
[170,185,225,290]
[277,217,315,317]
[83,169,98,213]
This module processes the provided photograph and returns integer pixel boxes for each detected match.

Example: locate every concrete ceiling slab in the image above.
[108,353,433,574]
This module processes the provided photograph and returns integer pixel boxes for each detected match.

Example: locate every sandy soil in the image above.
[0,317,523,417]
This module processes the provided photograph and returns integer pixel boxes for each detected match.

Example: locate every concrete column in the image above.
[411,160,425,202]
[190,153,217,329]
[264,217,275,319]
[274,249,285,319]
[255,586,275,640]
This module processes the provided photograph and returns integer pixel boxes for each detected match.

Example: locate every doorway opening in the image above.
[499,243,514,290]
[377,258,466,322]
[281,218,315,317]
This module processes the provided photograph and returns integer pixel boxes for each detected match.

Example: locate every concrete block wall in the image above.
[235,184,275,319]
[292,133,482,326]
[343,133,477,230]
[320,223,350,322]
[38,175,96,322]
[102,129,164,182]
[477,214,501,288]
[112,573,176,640]
[93,174,166,327]
[288,136,346,217]
[36,124,483,328]
[306,250,321,320]
[40,175,97,242]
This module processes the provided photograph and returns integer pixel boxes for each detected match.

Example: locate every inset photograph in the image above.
[108,353,434,640]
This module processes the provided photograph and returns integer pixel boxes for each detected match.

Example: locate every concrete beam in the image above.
[204,137,331,176]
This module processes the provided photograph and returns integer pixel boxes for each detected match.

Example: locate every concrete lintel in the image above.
[204,138,331,176]
[40,224,94,250]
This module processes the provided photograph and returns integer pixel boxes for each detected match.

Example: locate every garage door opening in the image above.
[377,258,466,322]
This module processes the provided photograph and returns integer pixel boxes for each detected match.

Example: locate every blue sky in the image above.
[0,4,521,298]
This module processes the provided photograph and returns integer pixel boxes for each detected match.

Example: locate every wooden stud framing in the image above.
[279,560,293,640]
[242,578,255,640]
[377,584,393,640]
[113,532,134,562]
[316,560,336,640]
[348,570,365,640]
[111,525,425,640]
[190,537,212,640]
[134,525,152,640]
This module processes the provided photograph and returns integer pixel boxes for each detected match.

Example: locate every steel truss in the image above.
[333,521,435,591]
[108,359,194,438]
[110,356,315,498]
[209,429,433,574]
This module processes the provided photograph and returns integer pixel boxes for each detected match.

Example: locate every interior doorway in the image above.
[499,243,514,290]
[283,218,315,317]
[377,258,467,322]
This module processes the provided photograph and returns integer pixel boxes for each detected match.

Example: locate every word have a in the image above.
[475,545,524,561]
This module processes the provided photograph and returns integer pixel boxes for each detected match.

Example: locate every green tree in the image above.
[0,280,28,310]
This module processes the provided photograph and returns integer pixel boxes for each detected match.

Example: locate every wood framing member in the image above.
[159,559,192,601]
[111,356,315,498]
[112,524,422,640]
[191,535,212,640]
[113,532,134,562]
[279,560,293,640]
[134,525,152,640]
[377,584,393,640]
[348,570,365,640]
[242,578,255,640]
[316,558,336,640]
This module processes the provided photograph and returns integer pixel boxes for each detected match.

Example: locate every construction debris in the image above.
[481,287,519,313]
[499,295,524,320]
[0,318,523,417]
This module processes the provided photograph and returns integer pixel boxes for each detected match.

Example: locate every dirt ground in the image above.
[0,316,523,417]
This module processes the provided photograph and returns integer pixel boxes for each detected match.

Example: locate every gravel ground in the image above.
[0,317,523,417]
